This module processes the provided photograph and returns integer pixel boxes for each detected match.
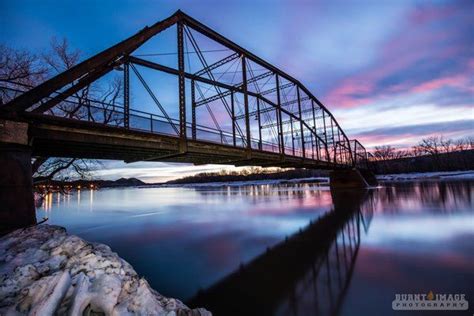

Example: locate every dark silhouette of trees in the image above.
[166,167,328,185]
[370,135,474,174]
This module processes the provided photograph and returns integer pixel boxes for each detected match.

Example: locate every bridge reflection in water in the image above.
[188,189,374,316]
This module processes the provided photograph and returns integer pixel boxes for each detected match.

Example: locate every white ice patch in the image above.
[0,224,211,315]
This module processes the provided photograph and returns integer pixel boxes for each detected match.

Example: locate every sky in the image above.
[1,0,473,182]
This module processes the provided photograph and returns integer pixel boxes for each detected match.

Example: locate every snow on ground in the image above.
[0,225,210,315]
[377,170,474,181]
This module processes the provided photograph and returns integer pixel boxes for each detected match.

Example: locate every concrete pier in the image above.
[329,168,378,189]
[0,120,36,234]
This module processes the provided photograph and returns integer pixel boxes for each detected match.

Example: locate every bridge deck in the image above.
[25,113,343,169]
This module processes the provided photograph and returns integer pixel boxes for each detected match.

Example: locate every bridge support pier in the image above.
[0,120,36,235]
[329,168,378,189]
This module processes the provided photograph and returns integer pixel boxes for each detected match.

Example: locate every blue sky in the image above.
[2,0,473,182]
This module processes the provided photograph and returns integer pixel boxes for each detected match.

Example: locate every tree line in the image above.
[166,167,328,184]
[370,136,474,174]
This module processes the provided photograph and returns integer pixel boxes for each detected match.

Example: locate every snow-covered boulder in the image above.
[0,224,211,315]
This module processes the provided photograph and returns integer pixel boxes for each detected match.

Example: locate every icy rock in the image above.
[0,225,211,315]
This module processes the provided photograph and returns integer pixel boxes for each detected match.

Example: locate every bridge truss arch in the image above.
[1,10,368,170]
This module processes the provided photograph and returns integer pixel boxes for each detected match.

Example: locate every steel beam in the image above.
[191,80,196,140]
[242,56,251,149]
[231,91,236,146]
[180,11,354,157]
[260,82,293,96]
[127,56,327,151]
[257,98,262,150]
[194,71,272,107]
[0,10,363,169]
[276,74,285,155]
[123,62,130,129]
[177,21,187,140]
[3,12,180,113]
[297,87,305,159]
[194,52,239,76]
[281,96,310,107]
[30,65,114,114]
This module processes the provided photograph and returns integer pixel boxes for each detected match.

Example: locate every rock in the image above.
[0,225,211,315]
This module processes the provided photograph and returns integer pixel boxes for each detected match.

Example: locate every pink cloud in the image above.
[322,3,472,110]
[412,74,471,93]
[409,3,456,26]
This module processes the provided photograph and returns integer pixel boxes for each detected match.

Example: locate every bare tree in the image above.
[0,44,48,104]
[454,136,474,151]
[0,39,122,194]
[416,136,443,155]
[372,145,395,161]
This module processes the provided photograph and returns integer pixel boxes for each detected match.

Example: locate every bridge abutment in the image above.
[329,168,378,189]
[0,120,36,234]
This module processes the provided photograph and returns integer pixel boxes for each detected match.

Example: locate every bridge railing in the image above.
[4,91,347,167]
[2,83,355,168]
[1,85,293,157]
[350,139,369,169]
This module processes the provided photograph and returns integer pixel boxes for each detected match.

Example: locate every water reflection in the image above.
[188,189,374,316]
[36,180,473,316]
[40,189,96,211]
[374,181,472,213]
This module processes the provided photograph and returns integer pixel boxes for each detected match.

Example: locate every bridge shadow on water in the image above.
[187,189,375,316]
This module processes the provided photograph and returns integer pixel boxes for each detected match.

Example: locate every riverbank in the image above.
[0,224,210,315]
[161,176,329,188]
[377,170,474,181]
[156,170,474,188]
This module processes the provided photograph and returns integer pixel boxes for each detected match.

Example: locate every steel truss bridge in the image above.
[1,10,368,171]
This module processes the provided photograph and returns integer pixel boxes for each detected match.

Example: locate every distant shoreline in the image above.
[37,170,474,192]
[154,170,474,188]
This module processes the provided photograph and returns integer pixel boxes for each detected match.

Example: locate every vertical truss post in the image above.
[231,91,236,146]
[311,100,320,161]
[257,98,262,150]
[352,140,360,167]
[330,119,336,163]
[345,139,350,166]
[322,111,329,161]
[290,118,295,156]
[241,55,251,149]
[276,74,285,155]
[123,62,130,129]
[177,21,187,141]
[353,140,357,167]
[341,133,345,165]
[191,79,196,140]
[337,129,341,164]
[349,139,355,166]
[297,87,305,159]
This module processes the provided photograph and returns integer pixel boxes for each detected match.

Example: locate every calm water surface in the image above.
[37,180,474,315]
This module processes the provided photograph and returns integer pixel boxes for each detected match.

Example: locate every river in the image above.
[36,179,474,315]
